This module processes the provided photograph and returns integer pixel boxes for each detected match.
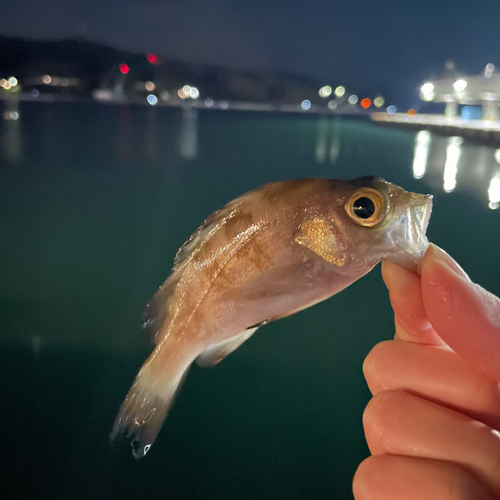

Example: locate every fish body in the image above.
[111,177,432,458]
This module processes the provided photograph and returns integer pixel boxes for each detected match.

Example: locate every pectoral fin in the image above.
[294,216,347,267]
[196,327,259,367]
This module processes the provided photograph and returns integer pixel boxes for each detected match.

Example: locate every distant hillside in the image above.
[0,35,329,103]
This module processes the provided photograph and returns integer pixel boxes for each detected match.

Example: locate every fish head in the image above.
[331,177,432,273]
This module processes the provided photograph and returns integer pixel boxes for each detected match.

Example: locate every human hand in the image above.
[353,244,500,499]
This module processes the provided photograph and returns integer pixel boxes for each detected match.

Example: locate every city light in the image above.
[31,89,39,97]
[360,98,371,109]
[219,100,229,109]
[420,82,434,101]
[205,98,214,107]
[334,86,345,97]
[485,63,495,79]
[348,95,358,105]
[119,64,129,74]
[177,85,199,99]
[408,109,417,116]
[387,105,397,114]
[147,94,158,105]
[160,91,171,101]
[495,148,500,164]
[319,85,332,98]
[3,111,19,120]
[145,81,155,91]
[301,100,311,110]
[327,100,337,110]
[42,75,52,84]
[453,79,467,92]
[8,77,18,86]
[488,172,500,209]
[373,96,385,108]
[147,53,159,64]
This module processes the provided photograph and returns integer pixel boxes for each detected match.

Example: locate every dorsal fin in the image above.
[173,194,251,271]
[143,192,254,344]
[141,273,182,344]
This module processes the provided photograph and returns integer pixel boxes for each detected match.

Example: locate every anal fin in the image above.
[196,327,259,368]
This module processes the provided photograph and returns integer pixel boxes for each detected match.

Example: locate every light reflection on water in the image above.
[2,98,22,163]
[314,115,341,165]
[179,106,198,160]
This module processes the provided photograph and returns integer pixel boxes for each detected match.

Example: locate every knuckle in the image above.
[363,389,406,431]
[362,341,394,385]
[352,456,383,500]
[362,390,416,455]
[363,341,390,374]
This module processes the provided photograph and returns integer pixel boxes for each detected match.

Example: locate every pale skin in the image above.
[353,244,500,499]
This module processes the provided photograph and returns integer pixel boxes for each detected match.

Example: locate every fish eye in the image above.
[345,188,387,227]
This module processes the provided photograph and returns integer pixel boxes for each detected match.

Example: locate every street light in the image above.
[453,79,467,92]
[420,82,434,101]
[319,86,332,98]
[334,86,345,97]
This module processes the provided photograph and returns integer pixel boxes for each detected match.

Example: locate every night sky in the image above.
[2,0,500,104]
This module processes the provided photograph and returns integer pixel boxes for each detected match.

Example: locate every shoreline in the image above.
[0,91,371,116]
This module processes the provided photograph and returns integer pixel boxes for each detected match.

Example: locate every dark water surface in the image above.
[1,102,499,499]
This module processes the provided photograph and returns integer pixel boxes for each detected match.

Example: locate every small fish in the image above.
[111,177,432,458]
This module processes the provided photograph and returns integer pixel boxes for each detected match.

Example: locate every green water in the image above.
[1,102,499,499]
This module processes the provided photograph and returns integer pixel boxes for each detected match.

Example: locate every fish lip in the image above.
[405,194,433,253]
[410,193,433,238]
[385,193,433,272]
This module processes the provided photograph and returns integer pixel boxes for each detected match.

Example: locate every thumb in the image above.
[421,244,500,383]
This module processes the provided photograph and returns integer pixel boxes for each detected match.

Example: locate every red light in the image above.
[360,98,371,109]
[147,53,158,64]
[119,64,130,74]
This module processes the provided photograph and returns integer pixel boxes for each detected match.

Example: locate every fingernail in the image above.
[427,244,471,282]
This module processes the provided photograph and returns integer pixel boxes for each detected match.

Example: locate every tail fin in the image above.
[110,356,189,459]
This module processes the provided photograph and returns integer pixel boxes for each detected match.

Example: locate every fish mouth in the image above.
[409,193,433,246]
[386,193,433,272]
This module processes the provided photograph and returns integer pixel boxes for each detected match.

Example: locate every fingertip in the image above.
[421,245,500,382]
[382,259,417,294]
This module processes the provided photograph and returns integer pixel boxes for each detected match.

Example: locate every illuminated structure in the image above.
[420,63,500,120]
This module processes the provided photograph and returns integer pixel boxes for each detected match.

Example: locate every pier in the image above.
[371,112,500,145]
